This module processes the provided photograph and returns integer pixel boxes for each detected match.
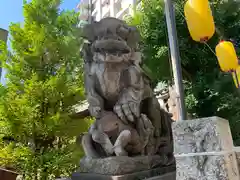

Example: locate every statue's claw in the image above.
[138,114,154,140]
[122,104,134,122]
[113,104,128,124]
[137,114,155,154]
[129,102,140,118]
[114,102,140,123]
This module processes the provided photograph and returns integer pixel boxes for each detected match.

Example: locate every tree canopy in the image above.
[127,0,240,144]
[0,0,89,179]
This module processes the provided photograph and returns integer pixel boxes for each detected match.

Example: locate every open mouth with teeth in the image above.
[93,39,131,55]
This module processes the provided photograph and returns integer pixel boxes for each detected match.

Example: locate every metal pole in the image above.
[164,0,186,120]
[88,0,93,24]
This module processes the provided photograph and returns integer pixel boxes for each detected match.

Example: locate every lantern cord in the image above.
[203,42,217,57]
[234,70,240,88]
[175,2,225,43]
[174,3,188,24]
[174,3,218,58]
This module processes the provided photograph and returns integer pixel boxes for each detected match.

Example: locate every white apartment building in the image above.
[77,0,139,25]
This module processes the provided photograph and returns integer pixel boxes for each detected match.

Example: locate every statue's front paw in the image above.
[114,146,128,156]
[137,114,154,147]
[105,144,114,155]
[113,102,140,123]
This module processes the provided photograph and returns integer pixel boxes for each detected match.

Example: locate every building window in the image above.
[102,0,110,6]
[92,2,97,11]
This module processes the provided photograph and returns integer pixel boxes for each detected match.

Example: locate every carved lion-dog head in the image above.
[81,17,141,63]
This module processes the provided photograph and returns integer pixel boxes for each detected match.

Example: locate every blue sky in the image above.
[0,0,80,83]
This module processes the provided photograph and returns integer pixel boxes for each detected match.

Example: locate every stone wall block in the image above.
[172,116,234,154]
[175,152,239,180]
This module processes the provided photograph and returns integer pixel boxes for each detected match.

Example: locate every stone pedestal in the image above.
[234,147,240,176]
[72,166,175,180]
[72,156,176,180]
[172,116,240,180]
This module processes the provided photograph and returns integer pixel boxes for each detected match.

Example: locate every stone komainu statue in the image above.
[80,17,173,162]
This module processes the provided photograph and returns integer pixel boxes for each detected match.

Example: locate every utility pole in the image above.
[88,0,93,24]
[164,0,186,120]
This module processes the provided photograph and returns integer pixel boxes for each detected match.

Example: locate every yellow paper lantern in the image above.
[232,67,240,88]
[215,41,239,72]
[184,0,215,42]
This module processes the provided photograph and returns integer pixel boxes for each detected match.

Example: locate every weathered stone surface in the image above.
[80,17,173,159]
[72,165,176,180]
[172,116,234,154]
[175,152,239,180]
[172,117,240,180]
[78,155,174,175]
[146,172,176,180]
[234,147,240,175]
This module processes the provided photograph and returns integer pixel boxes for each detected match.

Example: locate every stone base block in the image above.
[172,117,234,154]
[72,165,176,180]
[175,152,239,180]
[234,147,240,175]
[145,172,176,180]
[78,155,174,175]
